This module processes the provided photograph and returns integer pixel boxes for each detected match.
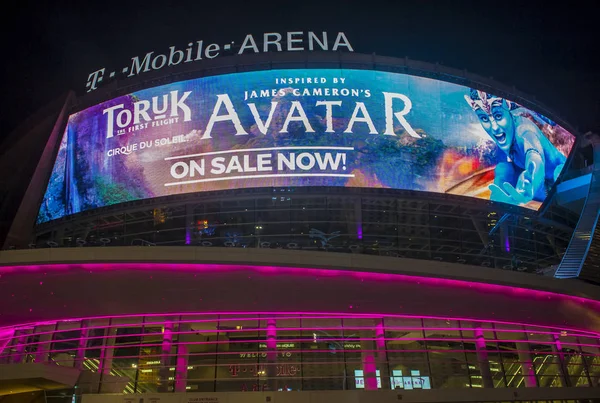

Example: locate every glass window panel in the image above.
[215,316,260,392]
[184,316,219,392]
[424,319,469,388]
[495,328,531,388]
[137,319,179,393]
[527,330,564,387]
[301,316,345,391]
[257,316,302,391]
[111,319,143,392]
[30,324,55,364]
[385,317,430,391]
[558,334,590,387]
[50,330,79,367]
[460,322,505,388]
[578,337,600,387]
[343,317,383,390]
[6,328,32,364]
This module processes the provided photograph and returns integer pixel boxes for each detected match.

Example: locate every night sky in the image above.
[1,0,598,141]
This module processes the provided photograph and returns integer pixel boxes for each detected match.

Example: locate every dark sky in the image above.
[1,0,599,140]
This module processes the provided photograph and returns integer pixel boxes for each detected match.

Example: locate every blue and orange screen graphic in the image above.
[37,69,575,223]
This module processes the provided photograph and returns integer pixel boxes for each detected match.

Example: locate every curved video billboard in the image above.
[37,69,575,223]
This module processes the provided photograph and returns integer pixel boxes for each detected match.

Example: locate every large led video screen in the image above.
[37,69,575,223]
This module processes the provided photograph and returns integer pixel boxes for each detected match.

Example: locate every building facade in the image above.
[0,52,598,403]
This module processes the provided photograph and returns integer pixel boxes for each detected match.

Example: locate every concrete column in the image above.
[552,333,571,387]
[158,322,174,392]
[375,321,390,389]
[75,320,89,370]
[35,332,52,363]
[98,327,117,375]
[265,319,278,391]
[517,347,537,387]
[473,327,494,388]
[175,323,190,393]
[360,330,378,390]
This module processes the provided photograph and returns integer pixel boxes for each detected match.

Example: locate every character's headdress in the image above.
[464,89,515,114]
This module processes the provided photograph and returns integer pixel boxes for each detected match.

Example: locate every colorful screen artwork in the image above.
[38,69,575,223]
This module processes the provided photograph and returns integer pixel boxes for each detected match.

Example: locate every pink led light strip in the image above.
[1,261,598,307]
[3,333,597,352]
[2,314,600,364]
[3,311,600,338]
[5,325,596,348]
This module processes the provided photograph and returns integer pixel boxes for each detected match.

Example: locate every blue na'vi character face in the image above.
[465,90,518,155]
[474,100,516,155]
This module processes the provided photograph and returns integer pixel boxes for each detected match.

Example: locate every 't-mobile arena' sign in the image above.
[85,31,353,92]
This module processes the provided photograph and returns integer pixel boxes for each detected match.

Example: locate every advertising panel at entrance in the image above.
[37,69,575,223]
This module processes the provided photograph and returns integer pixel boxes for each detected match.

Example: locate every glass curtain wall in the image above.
[33,189,576,273]
[1,313,599,393]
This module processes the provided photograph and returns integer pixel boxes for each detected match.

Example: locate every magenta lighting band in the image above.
[2,262,600,314]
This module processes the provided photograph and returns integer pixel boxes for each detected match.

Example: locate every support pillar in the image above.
[376,321,390,389]
[158,322,174,392]
[75,321,89,370]
[474,327,494,388]
[35,332,52,363]
[98,327,119,393]
[360,330,378,390]
[517,347,537,387]
[552,333,571,387]
[98,327,117,376]
[175,323,190,393]
[265,319,278,391]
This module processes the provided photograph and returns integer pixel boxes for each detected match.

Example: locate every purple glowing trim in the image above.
[1,262,599,310]
[7,327,595,352]
[2,263,600,344]
[3,314,599,363]
[2,312,600,343]
[5,336,591,357]
[3,313,600,339]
